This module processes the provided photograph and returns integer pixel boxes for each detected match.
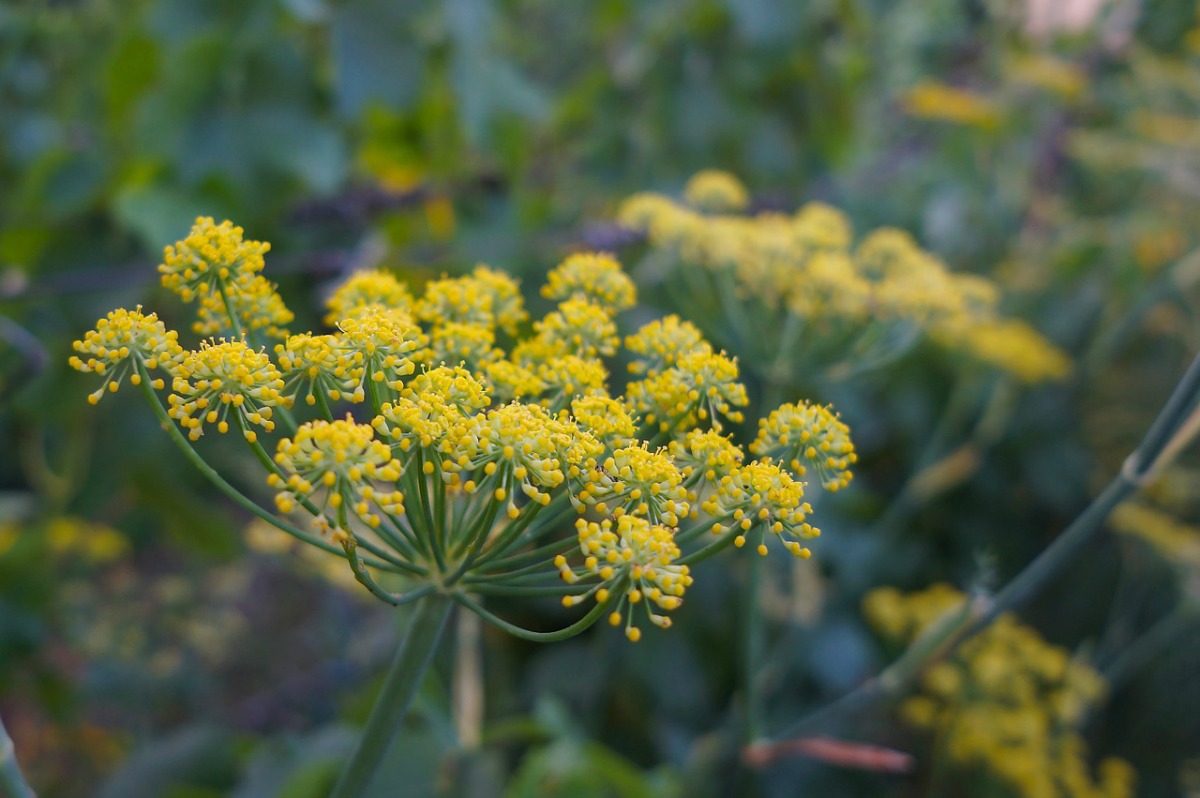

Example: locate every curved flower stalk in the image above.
[71,217,859,796]
[616,171,1070,390]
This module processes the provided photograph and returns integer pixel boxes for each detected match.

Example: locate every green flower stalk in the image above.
[71,216,858,795]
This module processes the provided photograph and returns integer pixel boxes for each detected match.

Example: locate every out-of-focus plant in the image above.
[68,218,857,795]
[863,583,1135,798]
[616,170,1071,399]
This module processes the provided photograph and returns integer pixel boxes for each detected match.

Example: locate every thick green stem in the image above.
[0,714,34,798]
[330,594,454,798]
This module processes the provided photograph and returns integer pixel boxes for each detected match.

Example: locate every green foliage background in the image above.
[3,0,1200,795]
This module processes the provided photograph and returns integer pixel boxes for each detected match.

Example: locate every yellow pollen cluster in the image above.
[625,315,711,375]
[417,265,527,335]
[669,428,745,485]
[556,516,692,641]
[168,339,286,441]
[901,81,1002,129]
[324,269,415,326]
[480,358,546,403]
[864,585,1135,798]
[275,333,359,406]
[541,252,637,313]
[682,169,750,213]
[270,417,404,525]
[428,322,498,367]
[627,349,748,433]
[932,318,1072,383]
[159,217,292,339]
[335,306,427,398]
[526,350,609,408]
[159,217,269,301]
[460,402,577,517]
[705,460,814,557]
[752,401,857,490]
[531,297,619,359]
[579,445,689,526]
[568,396,636,446]
[70,306,183,403]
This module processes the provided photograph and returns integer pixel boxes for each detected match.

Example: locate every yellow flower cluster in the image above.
[323,269,415,326]
[75,219,858,642]
[864,585,1135,798]
[616,173,1069,384]
[557,516,692,641]
[70,306,183,404]
[167,339,286,442]
[683,169,751,213]
[930,318,1072,384]
[541,252,636,313]
[901,81,1003,129]
[159,217,293,338]
[269,417,404,527]
[703,460,816,558]
[751,401,857,491]
[0,516,128,564]
[626,349,748,432]
[417,264,527,336]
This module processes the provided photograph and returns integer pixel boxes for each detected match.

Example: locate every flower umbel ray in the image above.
[73,219,856,643]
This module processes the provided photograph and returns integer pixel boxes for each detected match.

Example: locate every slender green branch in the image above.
[314,388,336,422]
[1101,601,1199,692]
[452,586,619,643]
[464,582,594,597]
[341,539,436,607]
[471,536,575,575]
[678,530,738,566]
[768,347,1200,743]
[215,277,246,342]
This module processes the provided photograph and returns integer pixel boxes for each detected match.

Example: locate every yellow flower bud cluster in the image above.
[578,444,690,526]
[323,269,415,326]
[557,516,693,641]
[541,252,637,313]
[864,585,1135,798]
[167,339,286,442]
[569,396,637,447]
[617,173,1070,383]
[751,401,857,491]
[682,169,751,213]
[159,217,293,338]
[70,306,183,404]
[626,349,748,433]
[703,460,816,558]
[417,265,527,336]
[930,318,1072,384]
[334,306,427,399]
[274,333,358,406]
[77,221,858,643]
[669,429,745,485]
[624,315,709,375]
[270,417,404,528]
